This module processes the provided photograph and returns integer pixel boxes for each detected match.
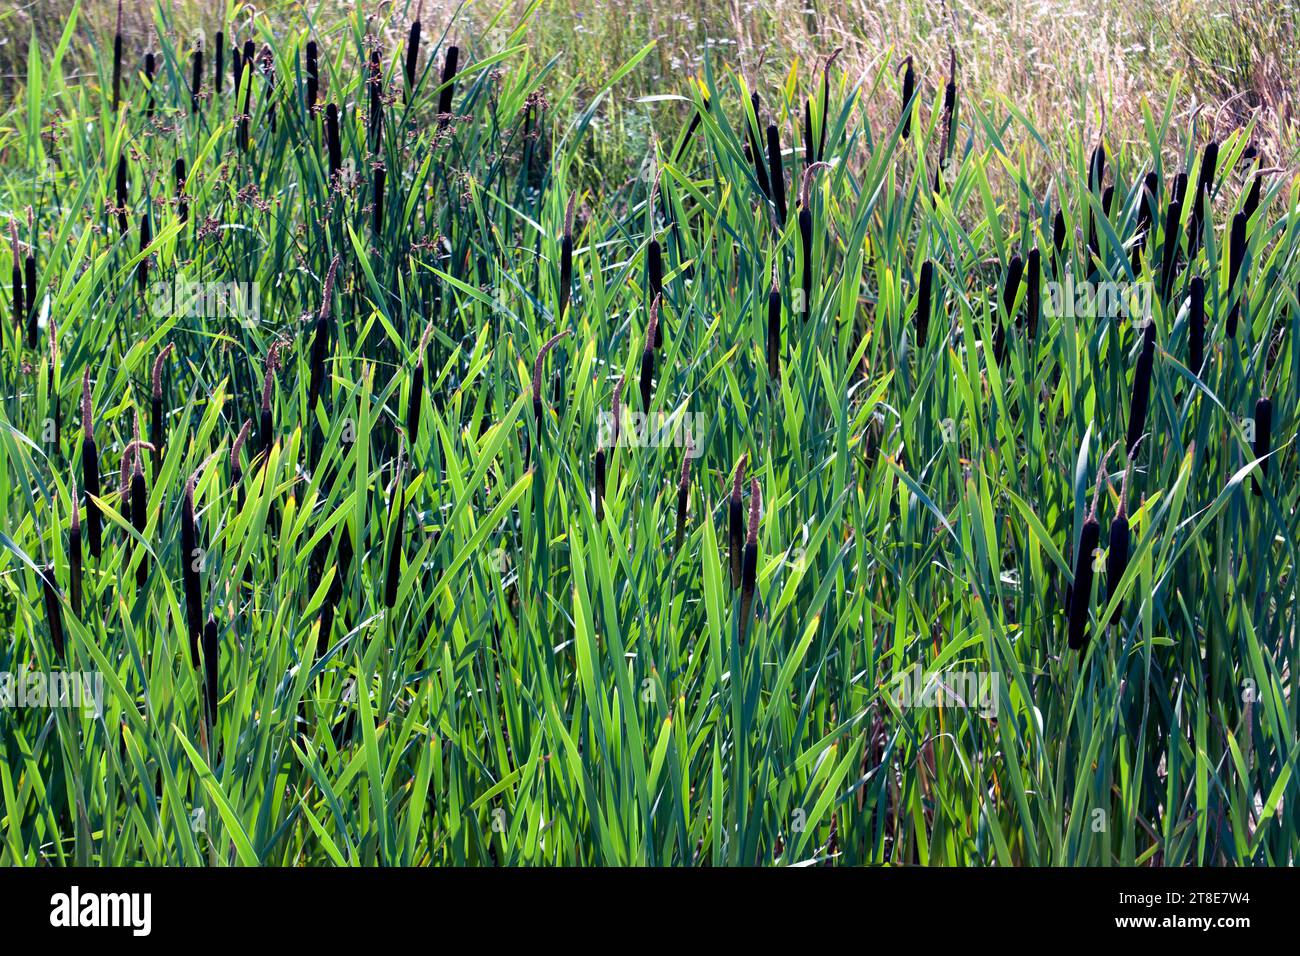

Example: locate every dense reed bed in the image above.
[0,1,1297,867]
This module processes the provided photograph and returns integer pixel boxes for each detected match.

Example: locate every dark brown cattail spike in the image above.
[1067,450,1112,651]
[906,261,931,355]
[111,0,123,110]
[1187,141,1218,260]
[115,154,129,235]
[69,475,82,618]
[798,163,830,321]
[238,40,255,150]
[559,192,575,319]
[802,100,814,169]
[383,444,406,610]
[899,55,915,140]
[767,277,782,380]
[1126,323,1156,456]
[640,298,660,410]
[1052,208,1066,270]
[305,40,318,111]
[1131,171,1158,272]
[24,252,37,349]
[326,103,341,179]
[175,159,188,223]
[593,449,606,521]
[42,564,65,661]
[368,47,383,144]
[130,417,150,588]
[10,221,22,340]
[766,124,787,226]
[202,614,219,728]
[996,254,1023,362]
[151,343,173,476]
[738,479,761,644]
[214,31,225,96]
[935,48,957,194]
[1252,397,1272,497]
[437,45,459,123]
[648,238,664,348]
[406,322,431,445]
[1172,170,1188,208]
[747,91,770,198]
[137,213,151,293]
[404,17,422,98]
[818,50,837,160]
[182,469,204,666]
[81,370,101,558]
[144,51,156,117]
[1105,464,1131,624]
[309,256,341,411]
[673,441,694,553]
[1226,211,1247,338]
[728,455,748,588]
[373,165,386,232]
[1026,248,1041,341]
[190,43,203,114]
[1158,198,1183,301]
[1188,275,1205,375]
[260,342,280,461]
[231,44,243,103]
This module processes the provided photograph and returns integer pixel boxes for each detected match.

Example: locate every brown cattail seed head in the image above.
[747,478,761,544]
[152,343,174,399]
[261,341,281,411]
[82,368,93,434]
[531,329,571,401]
[645,295,661,353]
[231,418,252,473]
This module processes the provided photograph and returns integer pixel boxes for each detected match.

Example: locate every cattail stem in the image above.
[383,447,406,609]
[728,455,747,588]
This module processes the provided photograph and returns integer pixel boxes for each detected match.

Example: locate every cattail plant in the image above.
[738,479,761,644]
[202,614,219,728]
[899,55,915,139]
[1252,396,1272,497]
[23,238,37,349]
[648,237,664,349]
[914,259,934,350]
[1052,208,1066,271]
[1026,248,1041,341]
[309,255,341,411]
[406,321,432,445]
[767,274,782,379]
[115,154,129,235]
[181,466,204,665]
[326,104,341,179]
[766,124,787,225]
[1158,197,1183,301]
[673,440,694,553]
[1187,141,1218,259]
[674,93,709,161]
[559,192,575,320]
[610,377,624,450]
[817,50,837,161]
[1105,462,1131,623]
[238,40,255,150]
[404,6,422,97]
[639,297,660,410]
[373,165,386,232]
[1125,323,1156,456]
[230,418,252,512]
[728,454,748,588]
[144,51,156,117]
[190,42,202,113]
[437,45,459,122]
[593,448,606,521]
[532,329,571,439]
[798,163,830,320]
[42,563,65,662]
[9,220,22,341]
[1067,448,1111,651]
[69,475,82,619]
[934,48,957,194]
[1172,170,1189,208]
[305,40,318,111]
[1130,171,1158,271]
[112,0,123,110]
[383,442,406,609]
[747,91,771,199]
[214,30,225,96]
[137,212,151,293]
[81,370,101,558]
[151,343,173,476]
[996,254,1023,361]
[175,158,188,223]
[129,414,151,588]
[260,342,281,461]
[1188,275,1205,375]
[232,43,244,106]
[803,100,814,169]
[1226,211,1247,338]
